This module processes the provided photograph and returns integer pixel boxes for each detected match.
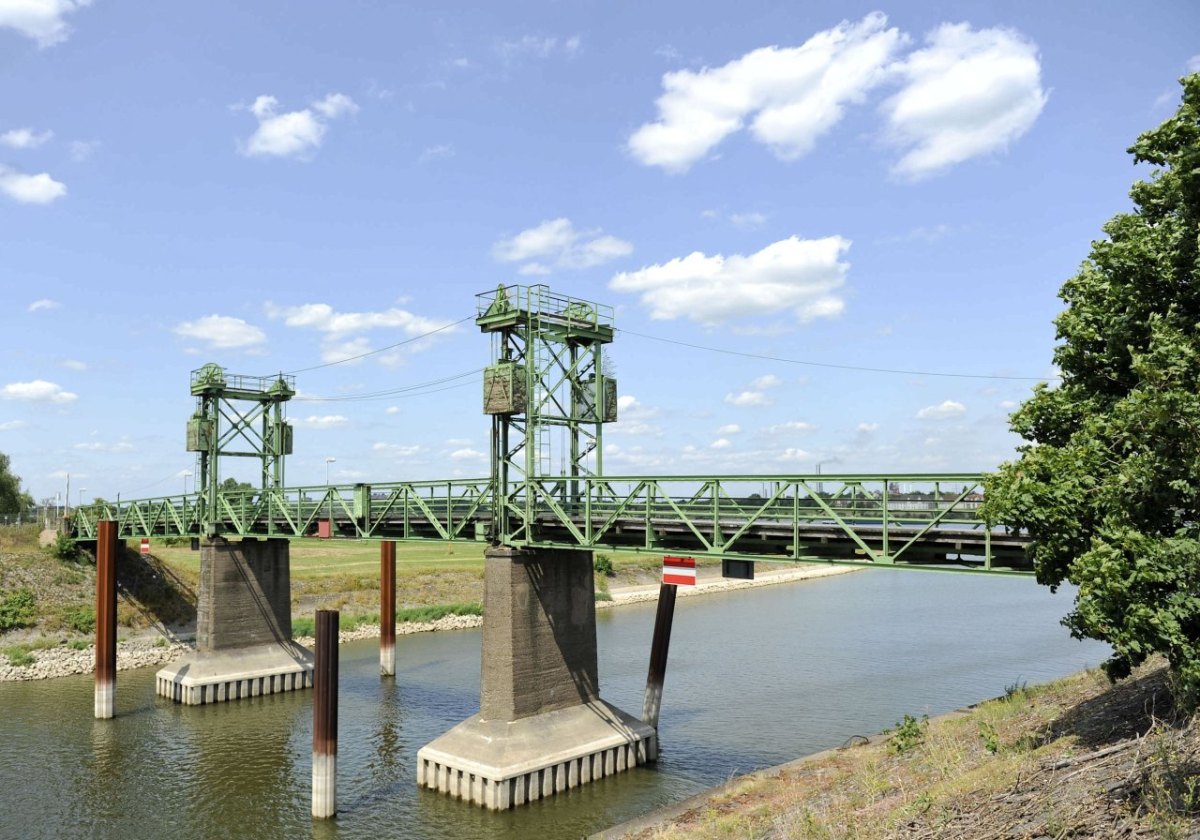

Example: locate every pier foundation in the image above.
[156,537,313,704]
[418,546,655,809]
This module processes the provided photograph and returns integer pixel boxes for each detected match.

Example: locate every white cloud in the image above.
[311,93,359,119]
[496,34,580,62]
[61,359,86,370]
[612,394,663,436]
[73,439,134,453]
[1,127,53,149]
[778,447,811,463]
[628,13,905,172]
[0,166,66,204]
[856,422,879,432]
[493,218,632,274]
[69,139,97,162]
[611,235,849,326]
[28,298,59,312]
[730,211,768,230]
[0,0,91,47]
[301,415,349,429]
[449,448,485,460]
[240,93,358,159]
[418,144,455,163]
[173,315,266,350]
[883,23,1048,180]
[0,420,27,431]
[717,423,741,435]
[710,438,732,449]
[916,399,966,420]
[725,390,771,407]
[372,442,423,458]
[767,420,815,434]
[266,302,453,365]
[385,406,401,415]
[751,374,782,390]
[1,380,77,403]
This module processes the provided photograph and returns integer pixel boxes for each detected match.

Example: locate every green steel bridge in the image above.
[69,284,1032,575]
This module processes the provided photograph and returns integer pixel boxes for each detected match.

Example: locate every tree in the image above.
[219,477,255,494]
[0,452,31,514]
[982,73,1200,704]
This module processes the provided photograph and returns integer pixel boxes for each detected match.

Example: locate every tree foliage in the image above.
[982,74,1200,704]
[0,452,31,514]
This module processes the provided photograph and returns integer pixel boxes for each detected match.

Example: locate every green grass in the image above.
[291,601,484,637]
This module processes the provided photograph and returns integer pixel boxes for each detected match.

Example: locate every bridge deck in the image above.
[69,474,1032,574]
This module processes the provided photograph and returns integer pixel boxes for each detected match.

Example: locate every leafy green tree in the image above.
[982,74,1200,704]
[0,452,31,514]
[219,477,255,494]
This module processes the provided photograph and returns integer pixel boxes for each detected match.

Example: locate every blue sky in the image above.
[1,1,1198,505]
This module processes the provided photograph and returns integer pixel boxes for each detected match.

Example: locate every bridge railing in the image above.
[70,479,495,541]
[501,473,1026,570]
[70,473,1028,572]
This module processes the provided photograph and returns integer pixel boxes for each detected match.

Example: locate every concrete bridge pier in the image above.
[156,537,313,705]
[417,545,655,809]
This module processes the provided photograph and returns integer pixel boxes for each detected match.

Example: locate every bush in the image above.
[593,553,615,577]
[61,606,96,635]
[0,588,37,632]
[887,713,928,755]
[48,532,78,561]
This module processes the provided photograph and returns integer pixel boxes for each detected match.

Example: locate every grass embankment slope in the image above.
[0,526,672,660]
[613,664,1200,840]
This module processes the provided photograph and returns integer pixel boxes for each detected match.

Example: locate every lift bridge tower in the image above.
[476,285,618,543]
[186,363,295,536]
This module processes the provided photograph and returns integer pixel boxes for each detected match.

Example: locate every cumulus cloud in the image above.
[611,235,849,326]
[0,0,91,47]
[725,390,771,407]
[173,315,267,350]
[611,394,663,437]
[493,218,632,275]
[1,380,77,403]
[266,302,454,365]
[916,399,966,419]
[240,92,358,159]
[1,127,53,148]
[710,438,732,449]
[0,420,27,431]
[28,298,59,312]
[717,423,741,435]
[778,447,811,463]
[883,23,1048,180]
[730,211,768,230]
[0,166,66,204]
[300,415,349,429]
[628,13,905,172]
[857,421,879,432]
[449,448,485,460]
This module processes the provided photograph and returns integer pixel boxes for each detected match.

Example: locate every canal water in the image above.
[0,570,1108,840]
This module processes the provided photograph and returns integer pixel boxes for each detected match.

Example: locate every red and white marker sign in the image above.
[140,538,150,555]
[662,555,696,586]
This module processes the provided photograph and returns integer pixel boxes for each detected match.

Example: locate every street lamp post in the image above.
[182,470,193,496]
[324,457,336,485]
[78,488,87,508]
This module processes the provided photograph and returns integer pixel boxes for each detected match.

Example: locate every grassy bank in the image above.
[0,526,688,662]
[614,663,1199,840]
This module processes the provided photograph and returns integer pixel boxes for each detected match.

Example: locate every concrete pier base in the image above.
[156,536,312,705]
[418,700,656,809]
[156,641,313,705]
[418,545,654,809]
